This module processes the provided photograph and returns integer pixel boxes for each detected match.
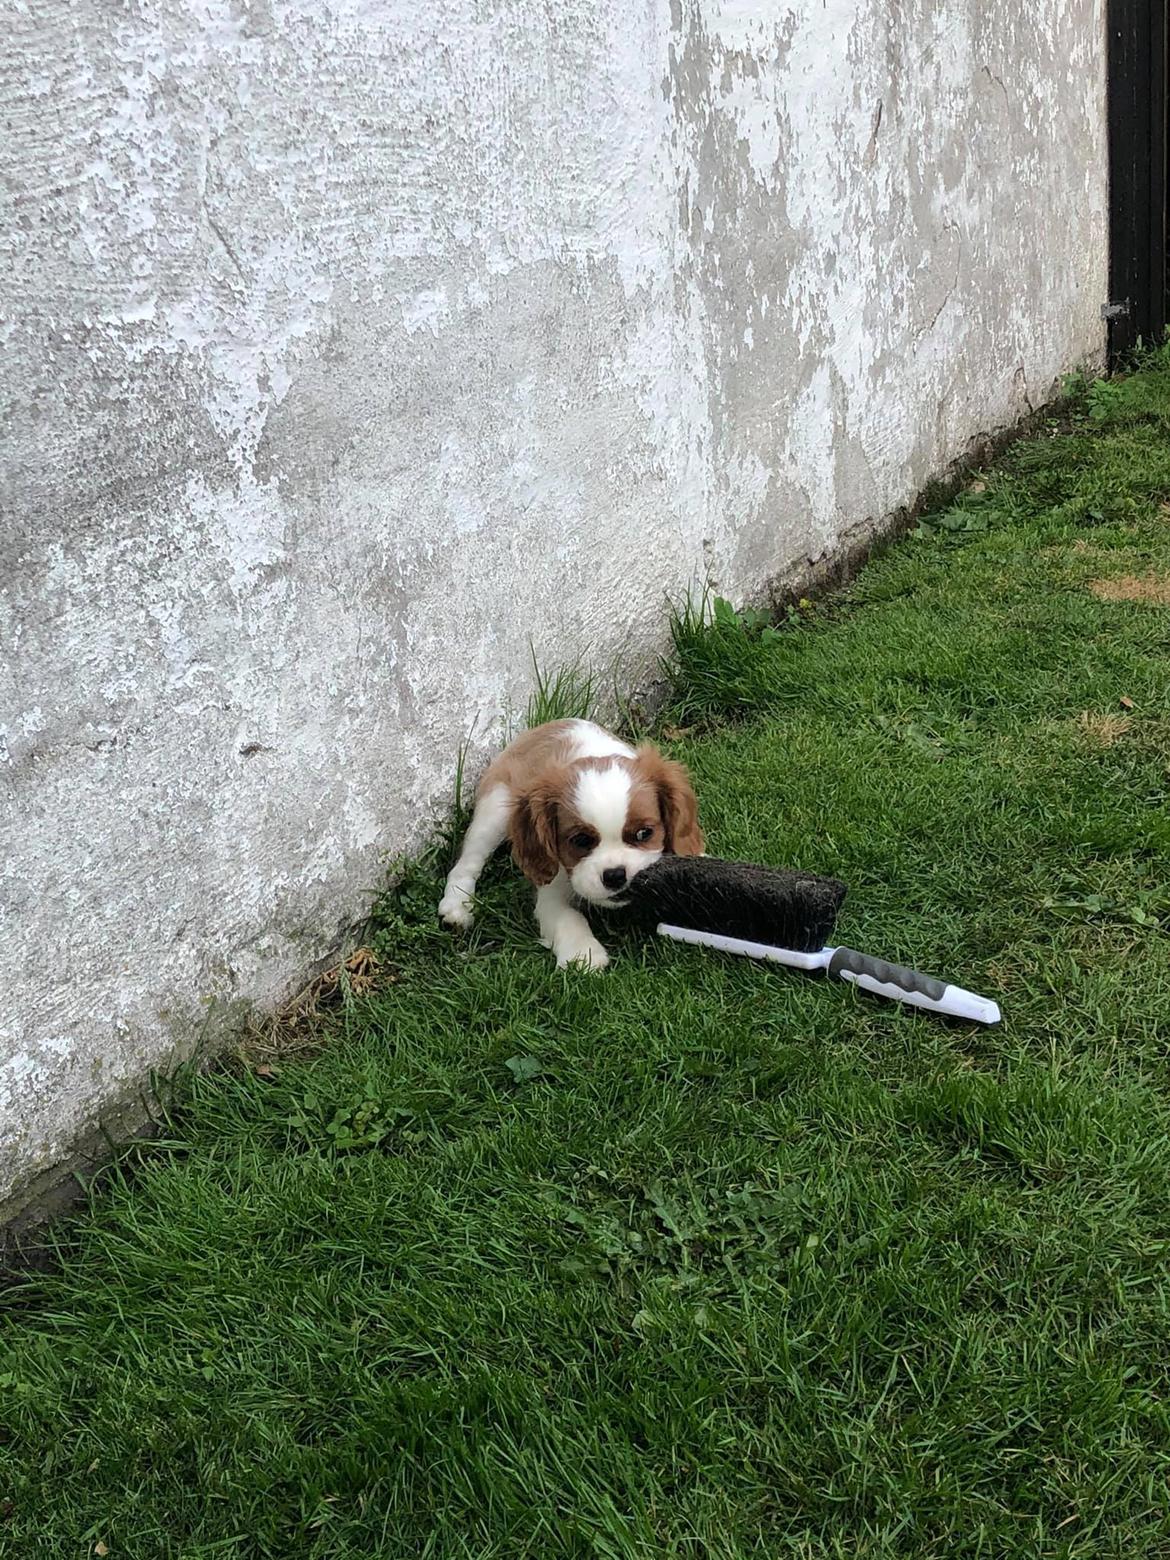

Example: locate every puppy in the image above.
[439,719,703,969]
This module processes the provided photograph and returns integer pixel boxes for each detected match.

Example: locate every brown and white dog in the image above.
[439,719,703,969]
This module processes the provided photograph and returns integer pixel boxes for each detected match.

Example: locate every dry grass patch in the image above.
[1088,572,1170,605]
[244,945,388,1060]
[1075,710,1133,747]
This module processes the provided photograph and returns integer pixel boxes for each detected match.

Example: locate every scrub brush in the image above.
[624,854,1000,1025]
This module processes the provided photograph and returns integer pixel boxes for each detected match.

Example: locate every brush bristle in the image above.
[624,855,847,953]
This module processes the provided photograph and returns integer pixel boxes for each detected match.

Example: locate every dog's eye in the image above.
[569,832,595,851]
[633,826,654,843]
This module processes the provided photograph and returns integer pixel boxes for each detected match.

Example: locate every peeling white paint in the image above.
[1,0,1107,1214]
[400,287,451,337]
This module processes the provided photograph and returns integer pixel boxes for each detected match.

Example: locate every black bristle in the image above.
[625,855,846,952]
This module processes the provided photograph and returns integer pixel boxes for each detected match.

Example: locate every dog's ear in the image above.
[635,746,704,856]
[509,770,563,886]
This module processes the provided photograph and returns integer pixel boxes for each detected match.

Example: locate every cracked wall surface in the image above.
[1,0,1107,1215]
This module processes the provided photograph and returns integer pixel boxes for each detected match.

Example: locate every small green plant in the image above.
[367,851,451,965]
[287,1076,399,1153]
[1041,888,1168,929]
[1061,368,1092,402]
[523,648,599,728]
[912,503,998,541]
[503,1054,542,1084]
[710,594,808,640]
[663,590,811,724]
[713,595,771,636]
[1086,376,1126,422]
[550,1172,815,1291]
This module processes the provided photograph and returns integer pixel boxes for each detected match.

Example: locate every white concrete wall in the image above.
[1,0,1106,1214]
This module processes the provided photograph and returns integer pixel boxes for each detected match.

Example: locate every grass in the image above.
[4,356,1170,1558]
[522,652,600,732]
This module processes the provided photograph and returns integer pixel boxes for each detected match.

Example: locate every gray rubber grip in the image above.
[828,947,948,1001]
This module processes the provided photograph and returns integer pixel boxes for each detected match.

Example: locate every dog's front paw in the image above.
[555,932,609,971]
[438,886,474,931]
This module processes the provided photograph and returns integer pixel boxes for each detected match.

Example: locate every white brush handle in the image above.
[655,923,828,969]
[829,948,1001,1024]
[655,923,1001,1025]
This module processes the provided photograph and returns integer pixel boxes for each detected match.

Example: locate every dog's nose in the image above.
[602,867,627,891]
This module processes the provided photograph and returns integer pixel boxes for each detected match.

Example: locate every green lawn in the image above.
[4,361,1170,1558]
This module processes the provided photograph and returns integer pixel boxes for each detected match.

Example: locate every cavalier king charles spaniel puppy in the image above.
[439,719,703,969]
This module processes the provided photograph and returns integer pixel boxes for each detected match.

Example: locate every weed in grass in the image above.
[522,648,600,730]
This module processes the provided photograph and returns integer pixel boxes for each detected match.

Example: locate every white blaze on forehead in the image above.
[573,764,631,841]
[567,720,636,762]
